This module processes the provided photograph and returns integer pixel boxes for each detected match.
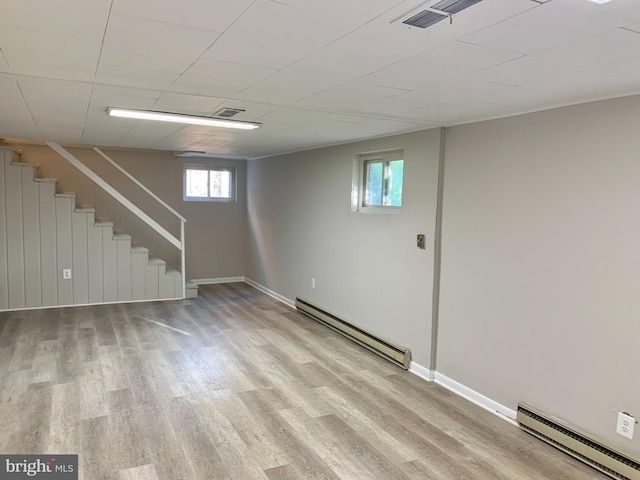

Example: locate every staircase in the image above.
[0,146,193,310]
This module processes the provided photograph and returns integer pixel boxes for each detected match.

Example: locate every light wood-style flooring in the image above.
[0,283,609,479]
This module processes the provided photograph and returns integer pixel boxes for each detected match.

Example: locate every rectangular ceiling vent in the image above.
[213,107,245,118]
[432,0,482,14]
[403,0,482,28]
[517,403,640,480]
[403,9,448,28]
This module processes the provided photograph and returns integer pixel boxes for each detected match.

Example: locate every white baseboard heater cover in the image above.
[295,297,411,369]
[517,403,640,480]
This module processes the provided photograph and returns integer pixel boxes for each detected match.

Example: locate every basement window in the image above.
[354,149,404,212]
[183,165,235,202]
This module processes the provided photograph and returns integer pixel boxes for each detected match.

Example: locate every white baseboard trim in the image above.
[243,277,296,309]
[0,296,181,313]
[408,361,517,426]
[409,361,434,382]
[434,372,518,426]
[191,276,245,285]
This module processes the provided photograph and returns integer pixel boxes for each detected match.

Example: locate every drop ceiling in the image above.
[1,0,639,158]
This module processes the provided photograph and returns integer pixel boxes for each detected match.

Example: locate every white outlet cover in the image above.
[63,269,72,280]
[616,412,635,440]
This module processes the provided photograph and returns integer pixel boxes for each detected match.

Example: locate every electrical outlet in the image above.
[616,412,635,440]
[311,278,316,289]
[62,268,72,280]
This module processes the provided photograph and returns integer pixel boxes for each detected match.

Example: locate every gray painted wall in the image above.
[439,95,640,456]
[246,129,442,366]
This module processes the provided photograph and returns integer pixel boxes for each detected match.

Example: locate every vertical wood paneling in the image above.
[131,252,146,301]
[116,239,132,301]
[158,273,174,299]
[145,265,159,300]
[72,212,89,304]
[22,167,42,308]
[102,228,117,302]
[173,273,182,299]
[87,223,103,303]
[0,150,8,309]
[39,181,58,306]
[55,196,74,305]
[6,160,25,308]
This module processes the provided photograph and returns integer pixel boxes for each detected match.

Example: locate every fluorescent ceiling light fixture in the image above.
[107,107,260,130]
[588,0,613,3]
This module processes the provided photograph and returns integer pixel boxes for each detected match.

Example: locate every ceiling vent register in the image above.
[403,0,482,28]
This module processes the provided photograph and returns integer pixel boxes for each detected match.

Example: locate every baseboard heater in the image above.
[295,297,411,369]
[517,403,640,480]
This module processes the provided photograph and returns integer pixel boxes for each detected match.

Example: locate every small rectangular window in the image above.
[358,149,404,210]
[184,165,235,202]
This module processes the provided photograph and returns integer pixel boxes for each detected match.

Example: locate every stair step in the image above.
[94,220,114,227]
[186,281,198,299]
[131,246,149,254]
[75,207,95,213]
[10,161,39,168]
[54,192,76,198]
[165,268,181,276]
[113,233,132,241]
[34,177,58,183]
[148,256,166,266]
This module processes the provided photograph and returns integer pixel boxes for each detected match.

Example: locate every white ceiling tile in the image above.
[202,0,404,69]
[172,58,276,96]
[111,0,253,32]
[237,80,314,104]
[100,14,221,74]
[95,64,180,89]
[359,41,522,90]
[37,125,84,143]
[0,27,101,79]
[388,79,516,107]
[18,78,92,129]
[0,0,111,39]
[295,82,409,110]
[152,93,225,114]
[461,0,640,55]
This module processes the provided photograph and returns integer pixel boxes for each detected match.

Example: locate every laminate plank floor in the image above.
[0,283,609,479]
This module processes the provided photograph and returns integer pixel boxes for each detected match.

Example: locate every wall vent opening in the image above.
[517,403,640,480]
[295,297,411,369]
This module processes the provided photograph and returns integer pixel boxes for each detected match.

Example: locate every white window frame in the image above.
[352,149,404,214]
[183,164,236,202]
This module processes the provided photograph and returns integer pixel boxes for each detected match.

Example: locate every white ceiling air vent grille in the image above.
[432,0,482,14]
[403,0,482,28]
[403,9,448,28]
[213,107,245,118]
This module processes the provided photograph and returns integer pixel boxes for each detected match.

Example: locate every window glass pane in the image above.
[388,159,404,207]
[209,170,231,198]
[185,169,208,197]
[365,162,383,206]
